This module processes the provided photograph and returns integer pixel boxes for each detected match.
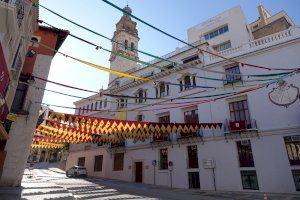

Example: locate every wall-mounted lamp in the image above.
[27,49,36,58]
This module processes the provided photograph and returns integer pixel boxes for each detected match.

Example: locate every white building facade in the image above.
[67,5,300,193]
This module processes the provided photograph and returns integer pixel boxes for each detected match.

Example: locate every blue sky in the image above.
[40,0,300,113]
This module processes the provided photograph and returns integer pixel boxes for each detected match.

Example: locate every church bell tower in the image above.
[109,5,139,84]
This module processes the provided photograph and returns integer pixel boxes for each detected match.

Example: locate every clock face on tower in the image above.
[268,80,299,107]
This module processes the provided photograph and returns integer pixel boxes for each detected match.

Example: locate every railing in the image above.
[15,0,24,27]
[223,118,258,133]
[249,29,292,48]
[110,139,126,148]
[222,75,243,85]
[151,134,170,143]
[177,129,203,140]
[208,26,300,62]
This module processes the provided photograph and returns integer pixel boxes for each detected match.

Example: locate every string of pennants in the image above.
[32,112,222,146]
[31,143,65,149]
[31,136,65,149]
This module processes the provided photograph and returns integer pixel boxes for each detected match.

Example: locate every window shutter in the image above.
[193,76,196,86]
[167,84,169,95]
[179,81,183,91]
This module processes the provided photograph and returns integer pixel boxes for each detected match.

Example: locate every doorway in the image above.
[135,162,143,183]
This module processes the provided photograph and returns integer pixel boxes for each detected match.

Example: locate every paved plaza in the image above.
[0,165,299,199]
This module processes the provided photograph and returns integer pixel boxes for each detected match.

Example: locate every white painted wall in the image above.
[70,6,300,194]
[0,55,53,186]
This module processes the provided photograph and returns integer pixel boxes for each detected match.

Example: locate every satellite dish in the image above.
[268,80,299,107]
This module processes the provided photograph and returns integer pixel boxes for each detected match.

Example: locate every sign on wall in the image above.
[203,158,216,169]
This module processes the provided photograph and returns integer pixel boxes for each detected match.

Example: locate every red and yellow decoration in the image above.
[31,135,65,149]
[31,111,222,146]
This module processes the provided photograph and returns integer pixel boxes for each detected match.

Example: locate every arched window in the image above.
[130,42,134,50]
[87,104,89,112]
[91,103,94,111]
[156,82,169,97]
[184,75,191,89]
[135,89,147,104]
[179,74,196,91]
[82,106,85,114]
[125,40,128,50]
[78,107,81,115]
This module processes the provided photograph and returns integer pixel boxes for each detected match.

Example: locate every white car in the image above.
[66,166,87,178]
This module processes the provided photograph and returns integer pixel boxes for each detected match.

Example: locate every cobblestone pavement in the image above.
[0,165,300,200]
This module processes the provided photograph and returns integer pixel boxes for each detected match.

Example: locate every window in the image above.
[156,82,169,98]
[99,100,102,109]
[159,148,168,170]
[182,55,199,64]
[135,89,147,104]
[213,41,231,52]
[94,155,103,172]
[82,106,85,114]
[240,170,259,190]
[137,114,143,122]
[78,157,85,167]
[158,115,170,123]
[113,153,124,171]
[188,172,200,189]
[86,104,89,112]
[78,108,81,115]
[104,99,107,108]
[91,103,94,111]
[95,102,98,110]
[165,64,174,70]
[130,42,134,50]
[11,82,28,113]
[204,25,229,40]
[117,98,127,109]
[229,99,250,125]
[292,170,300,191]
[236,140,254,167]
[284,135,300,165]
[179,75,196,91]
[125,40,128,50]
[184,109,198,123]
[187,145,199,168]
[225,65,242,84]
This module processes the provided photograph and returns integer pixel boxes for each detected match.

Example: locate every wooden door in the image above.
[135,162,143,183]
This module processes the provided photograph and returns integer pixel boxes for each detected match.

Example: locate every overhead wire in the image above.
[101,0,298,71]
[34,4,300,79]
[36,70,299,113]
[29,37,286,92]
[39,20,292,84]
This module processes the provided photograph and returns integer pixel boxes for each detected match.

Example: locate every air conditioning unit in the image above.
[241,140,250,146]
[291,135,300,142]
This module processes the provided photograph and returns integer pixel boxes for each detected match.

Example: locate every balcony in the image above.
[177,129,204,146]
[222,75,243,86]
[224,119,259,140]
[207,26,300,63]
[150,134,172,148]
[109,139,126,153]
